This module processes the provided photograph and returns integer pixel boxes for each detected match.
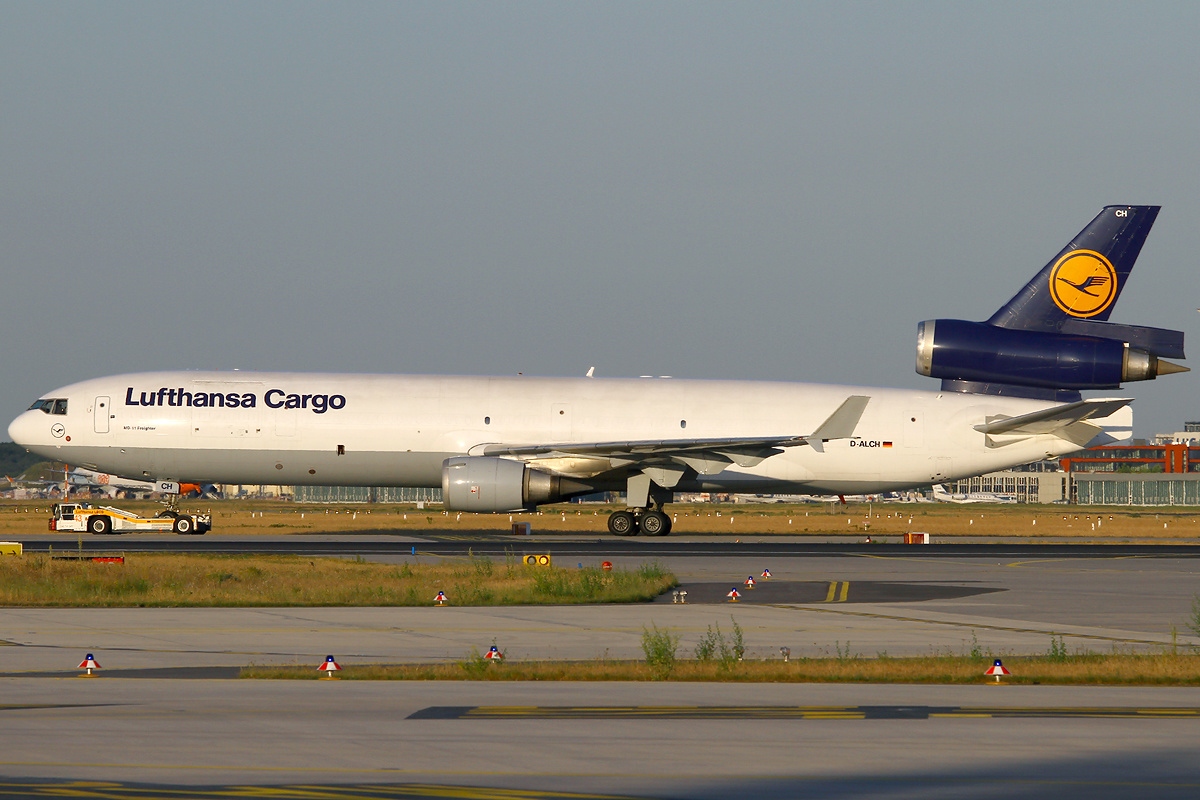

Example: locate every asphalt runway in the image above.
[5,532,1200,797]
[3,680,1200,798]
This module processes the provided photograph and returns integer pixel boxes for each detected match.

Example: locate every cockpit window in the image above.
[28,398,68,415]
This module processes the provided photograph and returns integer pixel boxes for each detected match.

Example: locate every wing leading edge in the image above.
[474,395,871,477]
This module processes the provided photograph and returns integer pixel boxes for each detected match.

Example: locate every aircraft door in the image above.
[94,396,110,434]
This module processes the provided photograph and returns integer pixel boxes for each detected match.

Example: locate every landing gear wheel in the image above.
[639,510,671,536]
[607,510,639,536]
[173,515,194,534]
[88,516,112,535]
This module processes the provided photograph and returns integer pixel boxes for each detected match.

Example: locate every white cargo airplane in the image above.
[7,207,1187,535]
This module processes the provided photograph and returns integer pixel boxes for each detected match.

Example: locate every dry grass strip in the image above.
[0,553,675,607]
[243,653,1200,684]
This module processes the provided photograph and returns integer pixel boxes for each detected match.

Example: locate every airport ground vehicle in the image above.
[49,503,211,535]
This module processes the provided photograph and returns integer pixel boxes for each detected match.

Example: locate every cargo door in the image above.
[94,396,110,434]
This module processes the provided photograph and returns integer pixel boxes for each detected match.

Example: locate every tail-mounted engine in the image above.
[441,456,592,512]
[916,319,1187,394]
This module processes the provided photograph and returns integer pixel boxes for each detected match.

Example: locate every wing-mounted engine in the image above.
[441,456,594,512]
[916,319,1187,396]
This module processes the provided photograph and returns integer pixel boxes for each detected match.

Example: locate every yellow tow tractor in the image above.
[49,503,211,535]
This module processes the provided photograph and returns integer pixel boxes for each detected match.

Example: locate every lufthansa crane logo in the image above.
[1048,249,1118,318]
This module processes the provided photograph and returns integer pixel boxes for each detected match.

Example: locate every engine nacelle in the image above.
[441,456,589,512]
[915,319,1169,391]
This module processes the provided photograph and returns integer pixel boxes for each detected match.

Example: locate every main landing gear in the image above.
[607,508,672,537]
[606,473,675,536]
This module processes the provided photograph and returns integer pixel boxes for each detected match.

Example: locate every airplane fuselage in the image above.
[7,371,1127,495]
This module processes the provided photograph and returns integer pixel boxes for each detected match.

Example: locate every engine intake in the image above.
[916,319,1184,391]
[441,456,592,512]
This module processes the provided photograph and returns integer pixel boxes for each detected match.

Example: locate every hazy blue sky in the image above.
[2,2,1198,437]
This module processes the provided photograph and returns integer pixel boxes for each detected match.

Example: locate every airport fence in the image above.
[292,486,443,504]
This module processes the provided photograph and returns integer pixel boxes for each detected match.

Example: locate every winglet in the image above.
[808,396,870,453]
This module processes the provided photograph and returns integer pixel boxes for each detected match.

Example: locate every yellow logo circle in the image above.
[1048,249,1118,318]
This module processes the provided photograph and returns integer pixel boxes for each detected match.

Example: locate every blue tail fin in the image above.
[987,205,1159,331]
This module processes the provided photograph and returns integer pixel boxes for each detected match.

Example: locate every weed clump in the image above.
[694,618,745,673]
[641,623,680,680]
[1047,634,1068,662]
[1187,594,1200,640]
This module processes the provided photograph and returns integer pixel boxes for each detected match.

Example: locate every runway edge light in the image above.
[435,590,447,606]
[319,655,342,678]
[727,588,741,603]
[484,645,504,662]
[78,653,101,677]
[761,568,771,580]
[985,659,1011,683]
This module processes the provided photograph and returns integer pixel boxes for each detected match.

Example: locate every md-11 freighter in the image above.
[8,206,1187,535]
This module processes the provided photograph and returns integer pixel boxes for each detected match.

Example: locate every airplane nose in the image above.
[7,411,39,447]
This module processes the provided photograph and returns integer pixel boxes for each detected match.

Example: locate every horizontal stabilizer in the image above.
[973,398,1132,436]
[1059,319,1186,360]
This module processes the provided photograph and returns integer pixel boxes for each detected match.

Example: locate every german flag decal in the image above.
[882,442,893,448]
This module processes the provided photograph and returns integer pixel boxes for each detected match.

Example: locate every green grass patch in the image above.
[0,553,676,607]
[242,652,1200,684]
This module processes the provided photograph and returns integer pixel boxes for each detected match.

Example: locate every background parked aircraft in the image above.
[932,484,1018,504]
